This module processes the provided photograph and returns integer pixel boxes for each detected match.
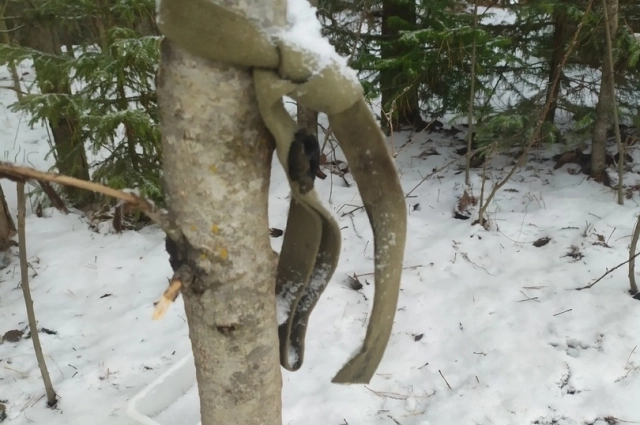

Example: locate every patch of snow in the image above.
[280,0,359,83]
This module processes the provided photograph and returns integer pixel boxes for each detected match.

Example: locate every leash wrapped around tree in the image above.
[157,0,407,384]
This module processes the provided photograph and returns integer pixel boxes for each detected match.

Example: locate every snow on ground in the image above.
[1,67,640,425]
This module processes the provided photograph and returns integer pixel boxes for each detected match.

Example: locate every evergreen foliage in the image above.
[1,0,639,209]
[0,0,162,206]
[318,0,640,153]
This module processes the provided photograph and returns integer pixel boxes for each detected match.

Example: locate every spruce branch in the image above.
[477,0,595,224]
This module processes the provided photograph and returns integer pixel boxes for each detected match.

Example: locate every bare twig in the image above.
[625,345,637,370]
[629,215,640,294]
[438,369,452,390]
[354,264,424,278]
[477,145,493,227]
[577,251,640,290]
[518,291,539,303]
[340,205,365,217]
[17,182,57,407]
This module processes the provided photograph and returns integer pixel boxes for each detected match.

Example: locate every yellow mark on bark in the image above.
[190,225,197,232]
[219,248,228,260]
[211,224,219,234]
[209,164,217,173]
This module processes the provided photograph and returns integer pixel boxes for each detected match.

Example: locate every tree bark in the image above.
[156,2,284,424]
[0,13,24,102]
[381,0,423,130]
[591,0,619,183]
[22,17,93,207]
[544,9,568,125]
[0,184,16,251]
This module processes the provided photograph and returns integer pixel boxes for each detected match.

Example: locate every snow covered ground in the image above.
[1,66,640,425]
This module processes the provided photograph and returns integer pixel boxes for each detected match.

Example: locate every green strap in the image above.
[158,0,407,384]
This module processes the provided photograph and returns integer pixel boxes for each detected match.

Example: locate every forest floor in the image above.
[1,65,640,425]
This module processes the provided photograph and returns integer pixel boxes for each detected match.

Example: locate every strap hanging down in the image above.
[158,0,407,384]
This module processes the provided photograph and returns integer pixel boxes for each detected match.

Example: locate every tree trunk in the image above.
[591,0,619,183]
[545,9,568,125]
[156,1,284,424]
[381,0,423,130]
[0,184,16,251]
[0,13,24,102]
[21,15,93,207]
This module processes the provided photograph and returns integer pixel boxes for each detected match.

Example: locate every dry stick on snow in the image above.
[465,0,479,187]
[476,0,595,224]
[354,264,425,278]
[17,182,57,407]
[625,345,637,370]
[601,0,624,205]
[628,215,640,294]
[438,369,452,390]
[576,251,640,291]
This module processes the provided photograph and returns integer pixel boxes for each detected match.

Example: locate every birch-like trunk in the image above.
[156,2,285,425]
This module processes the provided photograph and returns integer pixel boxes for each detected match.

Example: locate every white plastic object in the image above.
[126,352,201,425]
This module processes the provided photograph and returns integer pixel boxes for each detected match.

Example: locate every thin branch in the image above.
[17,182,57,407]
[0,162,176,237]
[438,370,452,390]
[576,251,640,290]
[628,215,640,294]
